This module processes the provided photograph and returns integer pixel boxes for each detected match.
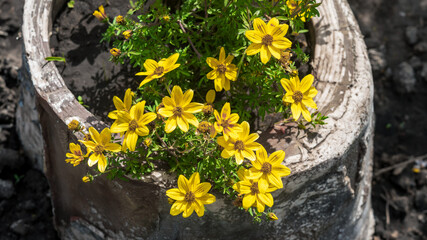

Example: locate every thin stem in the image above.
[177,20,202,59]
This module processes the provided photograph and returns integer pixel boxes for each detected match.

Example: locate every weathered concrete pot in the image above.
[17,0,375,239]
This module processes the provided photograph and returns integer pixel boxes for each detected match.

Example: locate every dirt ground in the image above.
[0,0,426,239]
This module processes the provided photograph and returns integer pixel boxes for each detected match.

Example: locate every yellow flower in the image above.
[123,30,132,39]
[108,88,133,120]
[110,48,121,57]
[247,146,291,188]
[166,172,216,218]
[206,47,238,91]
[281,74,318,122]
[116,15,125,25]
[245,18,292,64]
[144,137,152,147]
[213,102,242,142]
[111,101,157,151]
[79,127,121,172]
[93,5,107,21]
[217,121,261,164]
[202,89,215,115]
[65,143,87,166]
[287,0,309,22]
[268,212,279,221]
[158,86,203,133]
[135,53,180,87]
[68,119,81,131]
[162,15,170,21]
[82,175,93,182]
[233,169,275,213]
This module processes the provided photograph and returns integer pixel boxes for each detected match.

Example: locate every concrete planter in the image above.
[17,0,375,239]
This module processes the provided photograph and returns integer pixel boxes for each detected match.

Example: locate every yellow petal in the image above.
[194,182,211,198]
[171,86,183,106]
[88,153,99,166]
[214,78,223,92]
[267,173,283,189]
[245,133,259,145]
[281,78,294,92]
[221,102,231,119]
[223,79,230,91]
[240,121,250,138]
[206,90,215,104]
[139,76,154,88]
[135,126,149,136]
[221,149,235,159]
[97,154,107,173]
[291,102,302,121]
[158,108,174,118]
[302,97,318,109]
[260,45,271,64]
[269,150,285,164]
[266,18,279,33]
[245,30,263,43]
[301,105,312,122]
[194,201,205,217]
[126,132,138,151]
[165,117,177,133]
[206,57,219,68]
[189,172,201,188]
[139,112,157,125]
[124,88,133,110]
[182,204,194,218]
[219,47,226,62]
[113,96,125,111]
[306,86,318,98]
[164,53,179,68]
[177,116,189,132]
[271,24,289,38]
[225,54,234,64]
[178,175,190,193]
[165,63,180,73]
[235,151,245,164]
[182,89,194,107]
[166,188,185,201]
[183,102,203,113]
[242,149,256,161]
[182,113,199,128]
[253,18,267,34]
[256,200,265,213]
[170,202,184,216]
[162,96,175,108]
[207,69,217,79]
[300,74,314,93]
[88,127,101,144]
[104,142,121,152]
[225,70,237,81]
[268,45,282,59]
[100,128,112,145]
[242,194,256,209]
[246,43,262,55]
[199,193,216,204]
[143,59,158,71]
[272,38,292,50]
[108,110,118,120]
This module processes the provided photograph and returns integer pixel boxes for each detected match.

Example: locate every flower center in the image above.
[129,119,138,131]
[184,191,196,203]
[94,145,104,155]
[202,104,214,115]
[250,182,259,194]
[154,66,164,75]
[262,34,273,46]
[220,120,230,128]
[198,121,211,133]
[173,106,183,117]
[292,91,303,103]
[234,140,245,151]
[261,162,272,174]
[217,64,227,74]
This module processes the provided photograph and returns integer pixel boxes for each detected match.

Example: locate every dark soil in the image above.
[0,0,426,239]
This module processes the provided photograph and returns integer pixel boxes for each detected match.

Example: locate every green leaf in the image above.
[67,0,75,8]
[45,56,66,63]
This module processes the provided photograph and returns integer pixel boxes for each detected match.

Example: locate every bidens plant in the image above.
[66,0,324,221]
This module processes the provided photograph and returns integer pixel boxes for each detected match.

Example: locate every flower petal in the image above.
[242,194,256,210]
[245,30,263,43]
[225,54,234,64]
[281,78,294,93]
[182,89,194,107]
[268,45,282,59]
[306,86,318,98]
[260,45,271,64]
[221,102,231,119]
[198,193,216,205]
[165,117,177,133]
[178,175,190,193]
[182,112,199,127]
[207,69,217,79]
[302,97,318,110]
[272,38,292,50]
[300,74,314,93]
[301,105,312,122]
[164,53,179,68]
[126,132,138,151]
[223,79,231,91]
[183,102,203,113]
[97,154,108,173]
[271,24,289,38]
[219,47,226,62]
[88,127,101,144]
[206,57,219,68]
[171,86,184,106]
[291,102,302,121]
[253,18,267,34]
[104,142,122,152]
[143,59,158,71]
[166,188,185,201]
[246,43,262,55]
[177,116,189,132]
[100,128,112,145]
[206,90,215,104]
[266,18,280,33]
